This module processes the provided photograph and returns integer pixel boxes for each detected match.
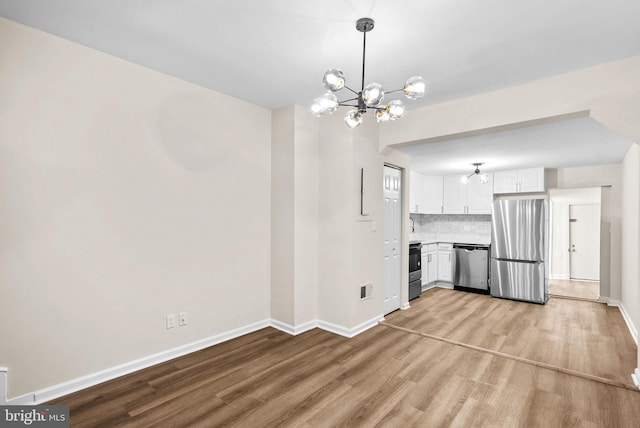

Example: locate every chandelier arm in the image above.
[339,96,360,103]
[385,88,404,95]
[343,85,360,96]
[339,104,360,108]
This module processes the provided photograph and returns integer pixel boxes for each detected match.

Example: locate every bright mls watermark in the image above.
[0,406,69,427]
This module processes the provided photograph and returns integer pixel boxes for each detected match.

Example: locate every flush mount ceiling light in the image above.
[461,163,489,184]
[310,17,427,128]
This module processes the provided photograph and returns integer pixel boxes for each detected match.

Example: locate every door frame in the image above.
[548,187,603,295]
[383,163,409,314]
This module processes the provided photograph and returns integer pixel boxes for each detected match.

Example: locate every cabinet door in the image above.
[443,176,466,214]
[409,171,424,213]
[437,250,453,282]
[421,251,430,286]
[493,171,518,194]
[466,173,493,214]
[427,251,438,283]
[423,176,443,214]
[517,168,545,193]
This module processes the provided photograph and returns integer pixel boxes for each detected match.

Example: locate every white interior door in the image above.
[383,166,402,314]
[569,204,600,281]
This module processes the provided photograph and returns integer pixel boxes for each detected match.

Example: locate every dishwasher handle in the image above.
[454,244,480,252]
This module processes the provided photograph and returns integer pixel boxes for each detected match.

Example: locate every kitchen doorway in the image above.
[549,188,601,300]
[383,165,402,314]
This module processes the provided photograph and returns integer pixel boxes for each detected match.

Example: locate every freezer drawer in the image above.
[490,259,548,304]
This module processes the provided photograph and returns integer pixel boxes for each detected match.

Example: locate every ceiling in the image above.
[399,116,633,175]
[0,0,638,170]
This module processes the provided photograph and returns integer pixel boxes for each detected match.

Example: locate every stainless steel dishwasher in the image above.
[453,244,490,294]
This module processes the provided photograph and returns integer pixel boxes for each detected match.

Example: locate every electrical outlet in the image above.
[360,282,373,300]
[166,314,177,329]
[179,312,188,326]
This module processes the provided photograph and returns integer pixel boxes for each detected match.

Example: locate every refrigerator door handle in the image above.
[493,257,540,264]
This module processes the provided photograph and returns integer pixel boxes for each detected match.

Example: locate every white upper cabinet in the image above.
[443,174,493,215]
[410,172,443,214]
[423,175,444,214]
[493,168,545,194]
[409,171,425,213]
[517,168,546,193]
[466,174,493,214]
[443,176,466,214]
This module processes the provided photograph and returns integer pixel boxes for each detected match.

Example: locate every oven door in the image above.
[409,244,422,273]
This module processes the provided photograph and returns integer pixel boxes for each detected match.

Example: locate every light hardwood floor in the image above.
[49,288,640,427]
[549,279,600,300]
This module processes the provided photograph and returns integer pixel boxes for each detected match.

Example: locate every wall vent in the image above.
[360,282,373,300]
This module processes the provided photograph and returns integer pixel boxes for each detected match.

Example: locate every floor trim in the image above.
[380,321,639,392]
[317,314,381,338]
[6,319,272,405]
[3,315,383,405]
[618,303,639,346]
[549,293,599,303]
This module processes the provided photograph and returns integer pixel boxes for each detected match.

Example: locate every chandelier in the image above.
[310,17,427,128]
[461,163,489,184]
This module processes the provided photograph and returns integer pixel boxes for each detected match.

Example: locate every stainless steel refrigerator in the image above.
[490,199,548,304]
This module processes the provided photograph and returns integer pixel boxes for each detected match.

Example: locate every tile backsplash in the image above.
[410,214,491,244]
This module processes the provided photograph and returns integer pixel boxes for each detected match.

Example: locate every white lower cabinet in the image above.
[437,243,453,283]
[427,248,438,284]
[421,244,438,287]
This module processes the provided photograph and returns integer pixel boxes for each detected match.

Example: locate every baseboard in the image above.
[632,368,640,390]
[618,303,638,346]
[4,319,271,405]
[317,314,382,338]
[3,314,384,405]
[269,319,317,336]
[421,284,437,292]
[549,274,570,280]
[436,283,454,290]
[401,302,411,310]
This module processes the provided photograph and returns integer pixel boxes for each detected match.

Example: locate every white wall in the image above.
[270,107,296,325]
[0,18,271,399]
[271,105,318,329]
[622,145,640,345]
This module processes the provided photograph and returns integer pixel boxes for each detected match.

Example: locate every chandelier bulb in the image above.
[323,69,345,92]
[403,76,427,100]
[345,110,363,128]
[375,108,390,123]
[387,100,405,120]
[362,82,384,107]
[311,92,339,116]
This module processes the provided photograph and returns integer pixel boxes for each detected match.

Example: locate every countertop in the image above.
[409,233,491,246]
